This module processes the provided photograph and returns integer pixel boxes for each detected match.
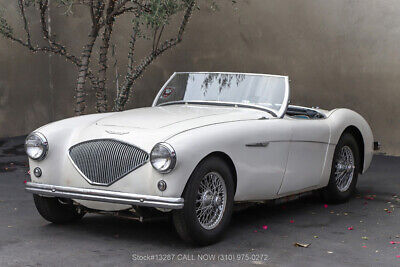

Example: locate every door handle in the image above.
[245,142,270,147]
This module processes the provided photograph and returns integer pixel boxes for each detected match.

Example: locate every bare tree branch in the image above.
[155,24,165,50]
[127,22,139,75]
[18,0,32,48]
[39,0,81,65]
[113,0,196,111]
[1,1,80,66]
[111,0,129,15]
[131,0,152,13]
[89,0,96,24]
[113,6,139,16]
[152,26,158,52]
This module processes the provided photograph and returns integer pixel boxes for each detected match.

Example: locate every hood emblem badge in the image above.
[105,130,130,135]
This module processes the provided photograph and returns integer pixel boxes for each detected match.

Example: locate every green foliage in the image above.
[139,0,233,28]
[138,0,191,29]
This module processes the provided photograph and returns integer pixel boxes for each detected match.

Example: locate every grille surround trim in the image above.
[68,139,149,186]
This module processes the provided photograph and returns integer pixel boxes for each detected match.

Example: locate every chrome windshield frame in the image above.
[152,72,290,118]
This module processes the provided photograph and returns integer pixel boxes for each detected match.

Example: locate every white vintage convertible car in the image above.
[25,72,377,245]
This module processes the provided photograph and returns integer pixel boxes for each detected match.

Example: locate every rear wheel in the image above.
[172,156,234,246]
[322,133,360,203]
[33,194,85,224]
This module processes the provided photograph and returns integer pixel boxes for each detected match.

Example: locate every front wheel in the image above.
[173,156,234,246]
[33,194,85,224]
[322,133,360,203]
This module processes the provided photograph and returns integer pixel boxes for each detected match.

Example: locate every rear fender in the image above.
[327,109,374,173]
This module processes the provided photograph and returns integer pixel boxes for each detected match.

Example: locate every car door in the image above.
[235,118,292,201]
[277,118,330,195]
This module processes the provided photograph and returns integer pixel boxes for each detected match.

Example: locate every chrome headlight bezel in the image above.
[25,132,48,161]
[150,142,176,173]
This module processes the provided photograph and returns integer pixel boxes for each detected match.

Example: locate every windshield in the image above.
[154,72,289,117]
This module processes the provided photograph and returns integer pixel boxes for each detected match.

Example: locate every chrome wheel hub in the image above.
[335,146,355,192]
[201,190,213,206]
[196,172,227,230]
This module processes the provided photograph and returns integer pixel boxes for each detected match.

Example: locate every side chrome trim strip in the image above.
[25,182,184,209]
[289,140,331,145]
[245,140,331,148]
[245,142,270,147]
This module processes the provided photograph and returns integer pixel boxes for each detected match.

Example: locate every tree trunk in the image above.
[113,26,138,111]
[96,1,116,113]
[74,30,98,116]
[114,75,134,112]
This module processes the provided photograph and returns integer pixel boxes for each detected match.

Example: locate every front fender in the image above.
[160,124,237,199]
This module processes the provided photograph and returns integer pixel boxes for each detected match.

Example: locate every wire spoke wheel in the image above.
[173,156,234,245]
[195,172,227,230]
[334,146,355,192]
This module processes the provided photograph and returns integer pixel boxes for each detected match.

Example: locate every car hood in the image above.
[60,104,272,152]
[96,104,269,130]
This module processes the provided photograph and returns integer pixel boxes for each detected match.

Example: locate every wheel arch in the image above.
[327,108,374,174]
[342,125,365,173]
[181,151,238,197]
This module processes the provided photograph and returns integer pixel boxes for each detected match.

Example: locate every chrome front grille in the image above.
[69,139,149,186]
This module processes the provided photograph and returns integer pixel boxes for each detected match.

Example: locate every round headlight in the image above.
[150,142,176,173]
[25,133,48,160]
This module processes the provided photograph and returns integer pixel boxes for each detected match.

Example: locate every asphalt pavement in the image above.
[0,136,399,266]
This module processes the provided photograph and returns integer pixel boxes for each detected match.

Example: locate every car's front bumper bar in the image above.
[25,182,184,209]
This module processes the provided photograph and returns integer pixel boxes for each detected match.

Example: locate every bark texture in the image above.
[96,0,116,113]
[75,31,99,115]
